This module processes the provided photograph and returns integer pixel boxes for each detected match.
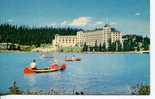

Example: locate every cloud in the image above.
[70,17,92,26]
[135,12,141,16]
[60,21,68,26]
[110,22,117,25]
[51,17,108,29]
[95,21,104,25]
[7,19,14,23]
[59,17,93,27]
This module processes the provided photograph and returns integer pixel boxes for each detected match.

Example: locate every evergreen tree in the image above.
[94,40,98,51]
[142,36,150,50]
[116,41,122,51]
[107,39,112,51]
[8,81,22,94]
[0,24,80,47]
[82,42,88,52]
[111,42,116,51]
[102,43,106,52]
[99,43,102,52]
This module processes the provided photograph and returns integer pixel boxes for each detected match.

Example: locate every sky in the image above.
[0,0,150,36]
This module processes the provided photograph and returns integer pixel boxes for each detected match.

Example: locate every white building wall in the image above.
[53,25,123,48]
[53,34,77,47]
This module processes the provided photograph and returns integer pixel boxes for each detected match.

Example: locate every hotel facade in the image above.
[52,24,123,48]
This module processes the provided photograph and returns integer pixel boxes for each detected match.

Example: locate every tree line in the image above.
[0,24,150,51]
[0,24,80,47]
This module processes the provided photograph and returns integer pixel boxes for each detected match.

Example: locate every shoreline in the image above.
[82,51,149,54]
[0,50,149,54]
[0,50,33,53]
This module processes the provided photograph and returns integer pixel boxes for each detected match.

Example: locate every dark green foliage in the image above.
[94,40,99,51]
[107,39,113,51]
[138,85,150,95]
[122,35,150,51]
[101,43,106,52]
[8,81,22,94]
[111,42,117,51]
[73,90,84,95]
[142,36,150,50]
[82,34,150,52]
[17,45,21,50]
[0,24,80,46]
[129,82,150,95]
[99,43,102,52]
[89,47,94,52]
[82,42,88,52]
[116,41,122,51]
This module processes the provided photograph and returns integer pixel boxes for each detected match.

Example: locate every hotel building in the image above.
[52,24,123,48]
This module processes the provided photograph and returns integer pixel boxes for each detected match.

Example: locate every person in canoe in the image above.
[49,60,62,70]
[30,59,37,70]
[72,55,75,58]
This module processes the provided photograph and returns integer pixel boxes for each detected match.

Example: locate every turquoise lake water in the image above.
[0,52,150,95]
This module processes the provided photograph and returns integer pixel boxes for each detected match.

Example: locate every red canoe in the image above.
[64,58,81,61]
[24,64,66,74]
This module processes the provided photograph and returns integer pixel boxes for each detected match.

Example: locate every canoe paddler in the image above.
[72,55,76,60]
[30,59,37,70]
[53,60,62,66]
[49,60,62,70]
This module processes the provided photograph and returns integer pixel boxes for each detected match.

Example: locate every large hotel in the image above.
[52,24,123,48]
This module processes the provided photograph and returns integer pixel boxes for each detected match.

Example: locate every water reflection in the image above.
[25,74,37,87]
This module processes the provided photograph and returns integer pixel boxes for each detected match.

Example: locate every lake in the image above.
[0,52,150,95]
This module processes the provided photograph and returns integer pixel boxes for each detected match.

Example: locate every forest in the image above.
[0,24,80,47]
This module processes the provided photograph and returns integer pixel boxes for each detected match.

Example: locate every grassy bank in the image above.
[59,46,82,53]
